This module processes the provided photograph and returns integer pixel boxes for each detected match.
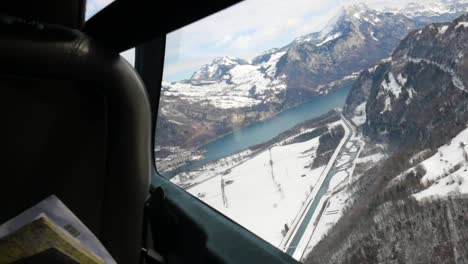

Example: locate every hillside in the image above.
[306,13,468,264]
[156,2,467,174]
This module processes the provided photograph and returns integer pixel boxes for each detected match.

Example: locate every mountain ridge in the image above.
[308,12,468,264]
[156,2,468,174]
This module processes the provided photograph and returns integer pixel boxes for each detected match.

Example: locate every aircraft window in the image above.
[85,1,134,65]
[85,0,115,20]
[155,0,468,262]
[121,48,135,66]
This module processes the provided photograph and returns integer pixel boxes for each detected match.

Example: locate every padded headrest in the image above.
[0,0,85,29]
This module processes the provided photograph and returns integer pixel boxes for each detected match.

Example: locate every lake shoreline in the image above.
[161,82,353,179]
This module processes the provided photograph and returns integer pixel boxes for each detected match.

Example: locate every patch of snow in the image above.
[335,155,351,168]
[380,72,405,99]
[164,61,287,109]
[381,96,392,113]
[456,21,468,29]
[388,0,468,18]
[411,126,468,200]
[414,170,468,200]
[317,32,342,47]
[259,51,286,78]
[351,102,367,126]
[356,153,385,164]
[438,25,449,35]
[406,87,416,105]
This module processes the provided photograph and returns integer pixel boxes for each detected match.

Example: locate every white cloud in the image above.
[163,0,419,81]
[86,0,419,80]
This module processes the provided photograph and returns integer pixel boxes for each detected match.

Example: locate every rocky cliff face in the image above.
[308,14,468,264]
[276,4,416,93]
[346,14,468,148]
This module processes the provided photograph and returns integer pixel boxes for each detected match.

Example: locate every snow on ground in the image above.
[163,55,287,109]
[302,190,350,254]
[414,167,468,200]
[377,72,409,113]
[317,32,342,46]
[335,155,351,167]
[351,102,367,126]
[411,126,468,200]
[287,119,351,260]
[379,72,405,99]
[438,25,449,35]
[171,149,253,187]
[456,21,468,29]
[329,170,349,189]
[184,135,326,246]
[258,51,287,78]
[356,153,385,163]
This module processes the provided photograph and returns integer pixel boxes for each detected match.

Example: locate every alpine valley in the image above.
[158,1,468,263]
[156,0,468,174]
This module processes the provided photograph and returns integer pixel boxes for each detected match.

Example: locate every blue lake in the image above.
[164,83,352,178]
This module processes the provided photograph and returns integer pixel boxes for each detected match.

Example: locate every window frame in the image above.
[136,37,299,264]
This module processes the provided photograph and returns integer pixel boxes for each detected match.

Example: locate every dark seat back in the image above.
[0,2,151,263]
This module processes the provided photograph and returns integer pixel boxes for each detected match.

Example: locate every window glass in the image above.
[155,0,468,262]
[85,0,115,20]
[85,1,134,66]
[120,48,135,66]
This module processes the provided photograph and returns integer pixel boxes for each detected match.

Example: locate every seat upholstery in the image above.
[1,0,85,29]
[0,9,151,264]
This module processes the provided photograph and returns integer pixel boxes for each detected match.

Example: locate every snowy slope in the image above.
[384,0,468,19]
[410,127,468,200]
[176,129,330,246]
[162,54,287,109]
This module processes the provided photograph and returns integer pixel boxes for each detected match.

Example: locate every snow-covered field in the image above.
[295,118,363,260]
[351,102,367,126]
[302,190,351,255]
[176,129,328,246]
[411,126,468,200]
[387,126,468,200]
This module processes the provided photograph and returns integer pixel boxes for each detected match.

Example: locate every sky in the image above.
[163,0,419,82]
[85,0,419,81]
[85,0,136,65]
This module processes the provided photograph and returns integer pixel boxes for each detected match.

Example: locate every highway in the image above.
[282,115,361,259]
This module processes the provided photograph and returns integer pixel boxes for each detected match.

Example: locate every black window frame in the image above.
[135,34,299,264]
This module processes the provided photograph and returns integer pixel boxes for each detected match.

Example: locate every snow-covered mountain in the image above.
[190,56,249,82]
[162,3,419,111]
[384,0,468,19]
[346,15,468,147]
[163,53,286,109]
[309,13,468,264]
[276,3,416,92]
[156,1,468,173]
